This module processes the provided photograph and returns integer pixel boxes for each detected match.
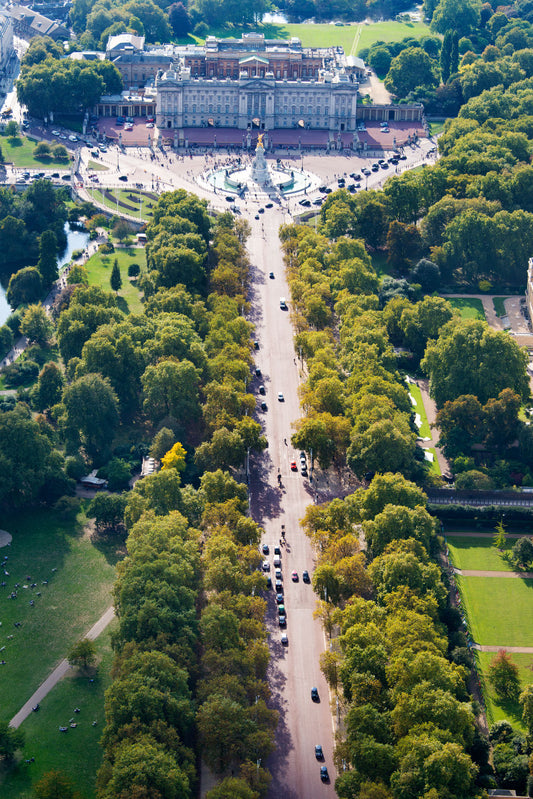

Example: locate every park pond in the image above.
[0,223,89,325]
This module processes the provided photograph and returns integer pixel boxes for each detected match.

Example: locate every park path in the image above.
[9,605,115,729]
[446,531,528,538]
[454,568,533,578]
[416,378,451,477]
[473,644,533,653]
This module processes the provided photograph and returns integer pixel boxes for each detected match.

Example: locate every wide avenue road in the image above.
[247,205,337,799]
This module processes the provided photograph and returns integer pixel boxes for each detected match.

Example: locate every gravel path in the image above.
[9,605,115,729]
[455,568,533,578]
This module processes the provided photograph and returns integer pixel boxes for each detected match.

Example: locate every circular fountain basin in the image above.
[206,164,317,196]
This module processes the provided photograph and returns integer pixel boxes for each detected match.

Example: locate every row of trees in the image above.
[299,474,488,798]
[280,224,430,481]
[17,36,123,119]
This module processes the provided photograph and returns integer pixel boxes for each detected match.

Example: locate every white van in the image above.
[280,297,287,309]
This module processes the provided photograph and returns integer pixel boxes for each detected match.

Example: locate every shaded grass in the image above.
[0,508,115,721]
[84,247,146,314]
[424,447,441,475]
[428,121,446,136]
[1,135,70,170]
[493,296,509,317]
[447,297,485,320]
[1,624,116,799]
[371,250,393,279]
[447,535,515,572]
[477,650,533,731]
[407,379,431,438]
[456,574,533,648]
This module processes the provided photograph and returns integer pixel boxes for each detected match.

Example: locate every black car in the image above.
[262,544,269,555]
[371,164,379,172]
[381,162,389,169]
[315,745,323,760]
[118,175,128,181]
[259,385,265,395]
[279,615,286,627]
[254,340,259,349]
[265,202,273,208]
[324,187,332,193]
[269,271,275,279]
[258,207,264,213]
[320,766,329,783]
[303,570,310,583]
[318,185,327,192]
[311,687,319,701]
[299,198,311,207]
[347,184,356,192]
[255,368,261,377]
[275,580,283,592]
[265,576,272,589]
[260,401,267,411]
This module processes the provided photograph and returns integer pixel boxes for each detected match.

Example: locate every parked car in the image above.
[311,687,319,701]
[315,745,323,760]
[303,570,310,583]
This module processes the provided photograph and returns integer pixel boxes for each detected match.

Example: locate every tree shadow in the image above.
[115,296,129,314]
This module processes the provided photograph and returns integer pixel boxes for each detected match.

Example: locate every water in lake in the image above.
[0,222,90,326]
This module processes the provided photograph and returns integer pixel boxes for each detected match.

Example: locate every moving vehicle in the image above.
[269,271,275,279]
[278,392,284,402]
[290,460,297,471]
[279,297,287,309]
[291,570,298,581]
[320,766,329,782]
[315,745,323,760]
[311,687,319,701]
[303,570,310,583]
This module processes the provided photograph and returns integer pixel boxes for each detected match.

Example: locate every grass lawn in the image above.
[407,379,431,438]
[1,135,70,170]
[446,297,486,320]
[447,535,515,572]
[1,624,116,799]
[354,20,431,54]
[493,296,509,317]
[456,574,533,648]
[424,447,441,475]
[85,247,145,314]
[87,187,156,221]
[428,120,447,136]
[87,159,109,172]
[189,19,430,53]
[0,507,116,722]
[477,650,533,730]
[371,250,393,279]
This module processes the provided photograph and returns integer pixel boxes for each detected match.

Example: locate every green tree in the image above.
[358,472,427,519]
[37,229,58,286]
[489,649,521,701]
[67,638,96,670]
[34,769,79,799]
[386,221,422,274]
[150,427,176,460]
[89,492,128,533]
[6,266,42,307]
[62,373,120,463]
[0,721,24,762]
[35,361,64,411]
[67,264,89,286]
[20,303,53,345]
[385,47,437,98]
[422,319,530,407]
[441,30,452,82]
[520,683,533,736]
[110,258,122,293]
[142,359,200,429]
[431,0,481,36]
[493,520,507,551]
[511,536,533,568]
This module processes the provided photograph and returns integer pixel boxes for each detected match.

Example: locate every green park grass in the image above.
[447,297,486,320]
[425,447,441,475]
[447,535,515,572]
[190,19,430,54]
[354,20,431,54]
[477,650,533,730]
[87,159,109,172]
[1,625,116,799]
[371,250,394,279]
[87,187,156,221]
[428,120,446,137]
[406,379,431,438]
[1,134,70,170]
[456,574,533,648]
[0,506,115,722]
[84,246,146,314]
[493,296,509,317]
